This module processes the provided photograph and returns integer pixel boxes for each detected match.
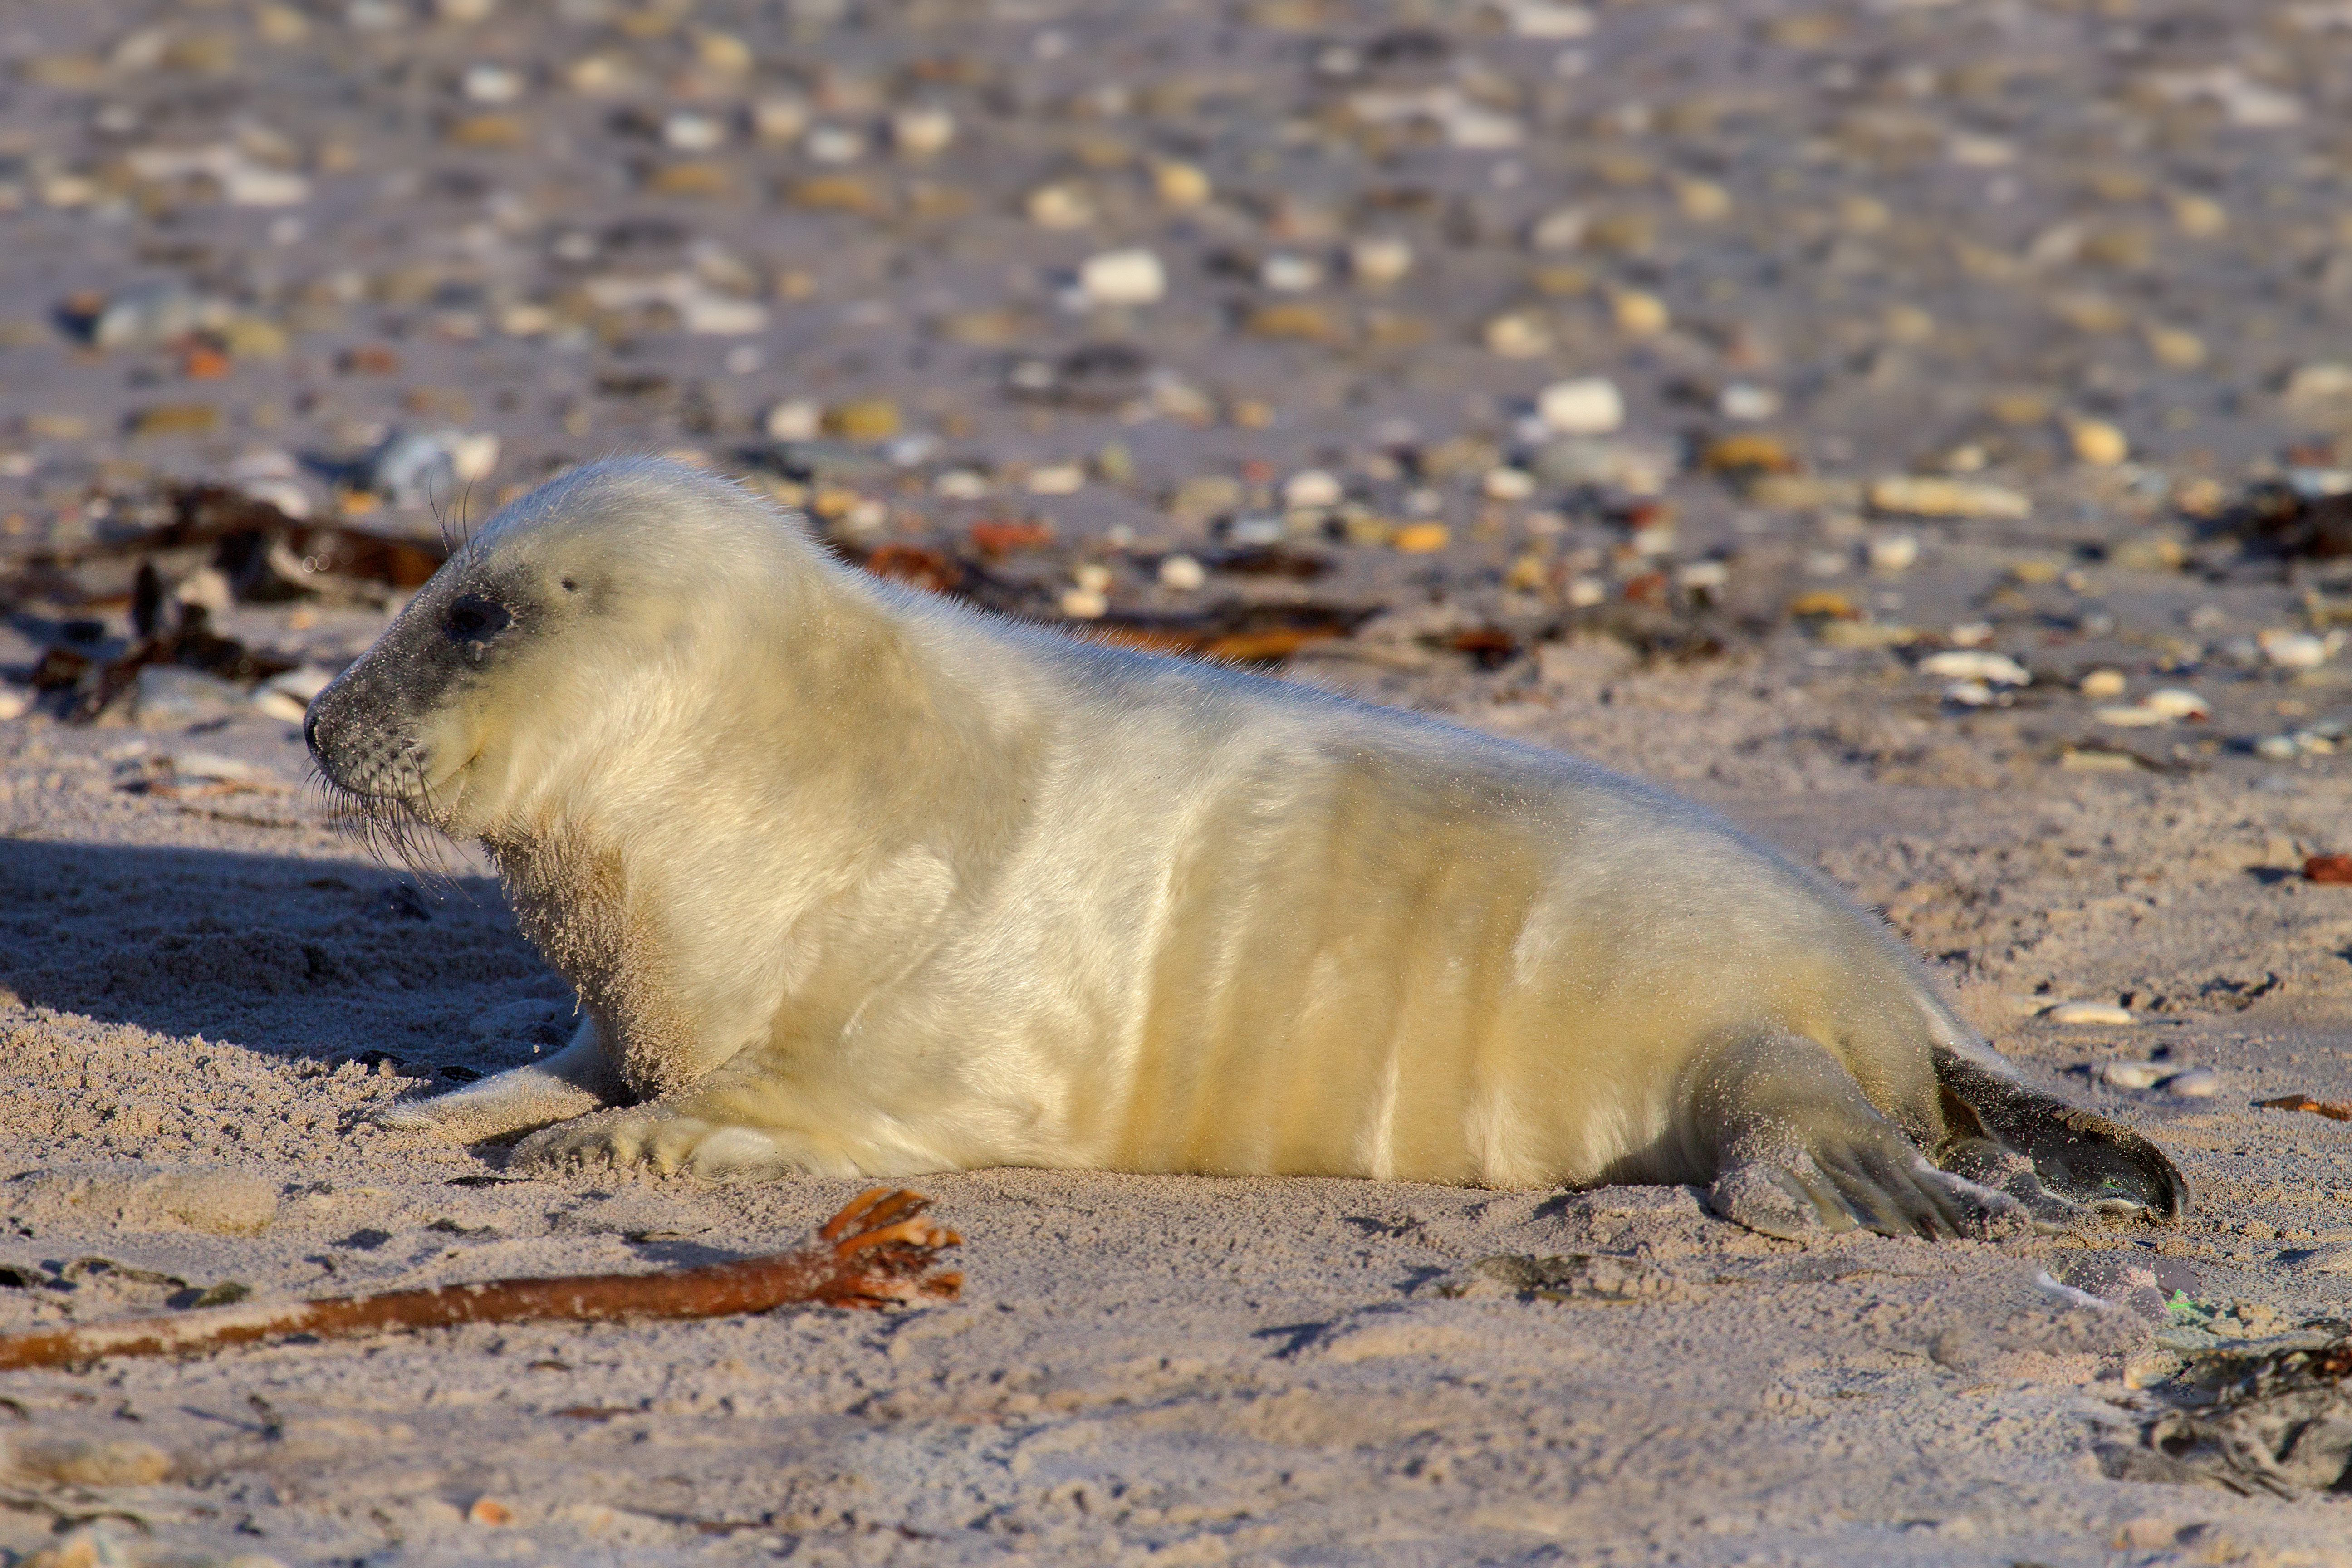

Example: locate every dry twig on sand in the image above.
[0,1188,960,1373]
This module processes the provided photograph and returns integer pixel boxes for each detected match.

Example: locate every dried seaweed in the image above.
[0,1189,960,1372]
[2105,1331,2352,1497]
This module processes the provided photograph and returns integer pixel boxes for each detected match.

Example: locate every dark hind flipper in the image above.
[1932,1046,2188,1223]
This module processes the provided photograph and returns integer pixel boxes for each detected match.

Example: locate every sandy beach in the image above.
[5,0,2352,1562]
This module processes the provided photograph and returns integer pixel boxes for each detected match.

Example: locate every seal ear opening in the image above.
[1932,1046,2189,1222]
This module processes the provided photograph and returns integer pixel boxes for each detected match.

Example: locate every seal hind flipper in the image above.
[1931,1046,2189,1222]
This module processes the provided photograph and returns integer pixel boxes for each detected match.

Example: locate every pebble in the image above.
[1566,576,1607,608]
[1536,377,1624,436]
[891,106,956,158]
[1158,554,1206,592]
[2078,669,2128,699]
[1283,470,1343,509]
[765,400,822,441]
[824,399,900,442]
[2142,688,2210,719]
[1866,477,2033,521]
[2051,1001,2135,1026]
[2285,363,2352,404]
[1260,254,1323,293]
[1058,585,1109,619]
[1077,248,1166,309]
[1611,289,1670,337]
[2068,418,2129,467]
[2166,1068,2220,1099]
[1349,236,1413,286]
[1866,533,1918,573]
[1482,467,1536,501]
[2257,629,2335,670]
[2100,1061,2168,1089]
[1920,650,2029,686]
[1152,160,1212,208]
[1716,383,1779,421]
[369,428,500,507]
[1026,183,1094,229]
[1027,464,1085,495]
[88,281,230,348]
[1484,312,1553,358]
[1392,523,1450,554]
[2144,325,2206,370]
[128,404,221,439]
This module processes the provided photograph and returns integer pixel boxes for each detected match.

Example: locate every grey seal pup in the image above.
[306,457,2185,1240]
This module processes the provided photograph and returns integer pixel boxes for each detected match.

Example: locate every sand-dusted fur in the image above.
[305,458,2185,1239]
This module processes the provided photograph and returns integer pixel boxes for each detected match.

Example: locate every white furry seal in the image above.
[307,457,2183,1239]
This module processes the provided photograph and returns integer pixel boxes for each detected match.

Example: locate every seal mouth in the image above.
[309,753,471,878]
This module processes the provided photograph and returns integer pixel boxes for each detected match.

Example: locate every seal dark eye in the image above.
[444,594,513,646]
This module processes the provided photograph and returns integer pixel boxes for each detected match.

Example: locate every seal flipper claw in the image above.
[1932,1047,2189,1222]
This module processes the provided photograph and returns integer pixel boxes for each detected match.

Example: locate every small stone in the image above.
[2145,325,2206,370]
[2069,418,2129,467]
[2284,363,2352,405]
[1675,177,1730,221]
[1611,289,1670,337]
[1717,383,1779,421]
[1392,523,1450,554]
[1072,563,1113,594]
[2257,629,2335,670]
[1920,650,2029,686]
[1260,254,1323,293]
[1566,576,1607,608]
[370,428,499,505]
[1348,235,1413,286]
[462,63,525,103]
[1158,554,1206,591]
[2256,734,2303,761]
[1242,302,1345,343]
[1058,585,1109,619]
[1026,463,1084,495]
[803,125,863,164]
[2101,1061,2168,1089]
[1882,304,1936,344]
[2168,192,2228,237]
[1152,161,1212,208]
[2078,669,2127,699]
[891,105,955,158]
[1025,183,1094,229]
[2143,688,2209,719]
[1527,206,1589,251]
[751,96,810,143]
[1482,467,1536,501]
[2166,1068,2220,1098]
[444,111,529,149]
[468,1498,514,1527]
[1484,311,1553,358]
[765,399,821,441]
[663,111,727,151]
[1944,680,1995,707]
[1283,470,1343,509]
[1866,533,1918,573]
[3,1436,172,1487]
[2050,1001,2135,1026]
[823,399,900,442]
[128,404,221,439]
[644,161,733,198]
[1078,248,1166,308]
[1866,476,2031,520]
[89,281,230,349]
[1536,377,1624,436]
[787,174,881,212]
[1698,434,1796,477]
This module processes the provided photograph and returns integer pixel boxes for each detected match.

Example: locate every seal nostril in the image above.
[303,707,319,751]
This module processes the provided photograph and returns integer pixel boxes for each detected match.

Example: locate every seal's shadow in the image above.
[0,838,569,1071]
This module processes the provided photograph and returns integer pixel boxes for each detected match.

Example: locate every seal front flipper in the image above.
[1931,1045,2189,1224]
[1692,1028,2029,1242]
[366,1019,623,1145]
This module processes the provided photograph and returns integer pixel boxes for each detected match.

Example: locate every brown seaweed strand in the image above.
[0,1189,960,1373]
